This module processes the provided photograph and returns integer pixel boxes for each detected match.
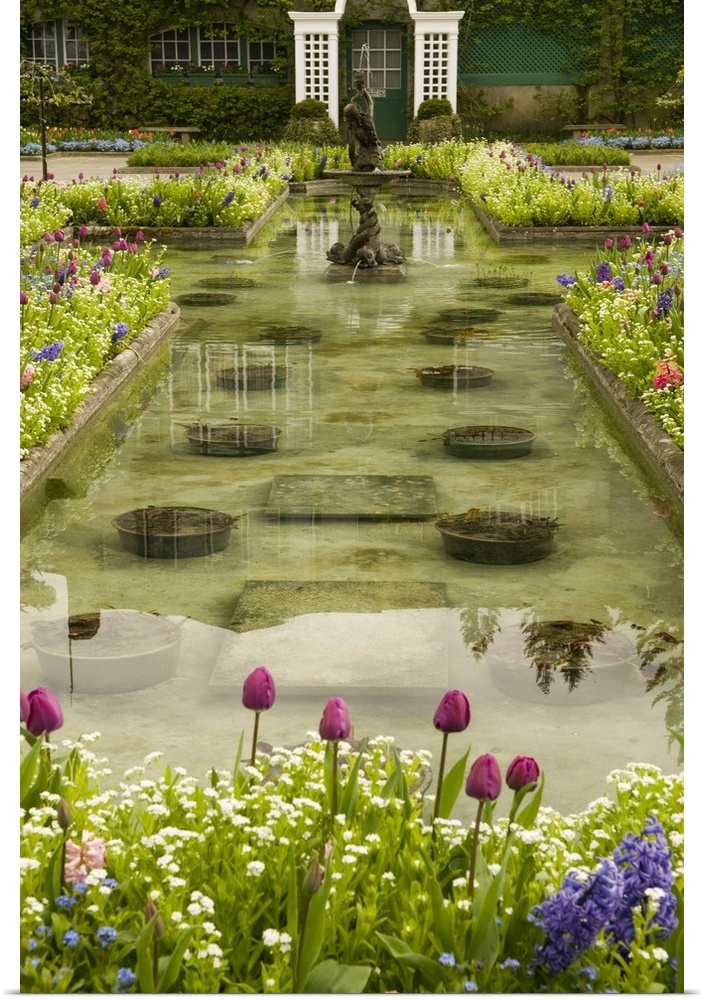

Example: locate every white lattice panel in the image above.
[304,34,330,104]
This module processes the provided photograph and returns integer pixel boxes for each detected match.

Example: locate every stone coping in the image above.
[553,303,683,512]
[20,303,181,504]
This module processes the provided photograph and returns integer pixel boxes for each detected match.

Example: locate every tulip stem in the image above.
[468,800,485,904]
[331,741,339,820]
[250,711,260,770]
[432,732,449,834]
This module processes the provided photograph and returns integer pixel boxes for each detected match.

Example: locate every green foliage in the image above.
[522,141,631,166]
[416,98,454,121]
[289,98,331,120]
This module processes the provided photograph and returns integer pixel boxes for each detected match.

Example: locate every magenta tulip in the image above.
[26,687,64,737]
[433,690,470,733]
[506,755,540,791]
[465,753,502,802]
[20,688,29,724]
[242,667,275,712]
[319,697,351,742]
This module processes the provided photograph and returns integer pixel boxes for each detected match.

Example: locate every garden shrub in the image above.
[282,98,341,144]
[407,99,462,144]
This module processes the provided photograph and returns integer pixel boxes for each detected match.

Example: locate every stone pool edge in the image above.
[553,303,684,510]
[20,302,181,504]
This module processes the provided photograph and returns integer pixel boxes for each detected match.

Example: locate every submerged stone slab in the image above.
[264,475,437,520]
[210,581,451,692]
[229,580,449,632]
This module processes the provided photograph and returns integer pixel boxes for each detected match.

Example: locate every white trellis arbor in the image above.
[287,1,464,128]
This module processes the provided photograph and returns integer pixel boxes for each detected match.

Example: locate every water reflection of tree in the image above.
[521,619,606,695]
[461,607,684,750]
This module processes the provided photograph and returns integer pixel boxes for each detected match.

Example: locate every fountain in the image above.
[323,71,409,281]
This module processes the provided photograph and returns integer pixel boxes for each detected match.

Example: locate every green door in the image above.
[347,24,408,142]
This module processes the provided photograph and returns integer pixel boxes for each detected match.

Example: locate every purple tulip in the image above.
[319,697,351,741]
[26,687,64,737]
[506,755,540,791]
[465,753,502,802]
[242,667,275,712]
[20,688,29,723]
[433,690,470,733]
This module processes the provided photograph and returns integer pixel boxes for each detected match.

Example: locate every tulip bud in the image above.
[20,688,29,723]
[465,753,502,802]
[145,900,165,939]
[506,755,540,792]
[26,687,64,737]
[242,667,275,712]
[319,697,351,741]
[302,855,324,896]
[433,690,470,733]
[57,797,72,831]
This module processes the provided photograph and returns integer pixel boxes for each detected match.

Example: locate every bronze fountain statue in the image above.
[324,72,409,278]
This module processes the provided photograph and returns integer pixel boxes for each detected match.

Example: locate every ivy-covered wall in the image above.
[20,0,683,135]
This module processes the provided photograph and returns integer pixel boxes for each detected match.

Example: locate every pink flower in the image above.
[319,697,351,741]
[653,357,683,390]
[21,365,35,390]
[26,687,63,736]
[64,830,108,884]
[96,197,108,211]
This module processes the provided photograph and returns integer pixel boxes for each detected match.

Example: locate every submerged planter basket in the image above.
[32,609,183,693]
[184,421,280,456]
[442,425,536,459]
[437,307,503,325]
[259,324,322,343]
[421,326,496,344]
[435,511,559,564]
[412,365,495,389]
[112,506,238,559]
[217,365,289,390]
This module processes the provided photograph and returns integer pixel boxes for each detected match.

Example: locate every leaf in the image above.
[20,736,44,807]
[157,928,193,993]
[135,918,156,993]
[427,873,455,953]
[232,730,245,791]
[44,841,63,903]
[514,772,545,828]
[296,853,334,990]
[376,932,440,987]
[340,746,365,821]
[438,746,471,819]
[303,959,372,993]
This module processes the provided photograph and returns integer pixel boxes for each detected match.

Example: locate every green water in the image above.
[19,195,683,821]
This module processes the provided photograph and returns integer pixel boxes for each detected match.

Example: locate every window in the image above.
[149,28,190,71]
[352,28,402,91]
[248,41,277,72]
[63,23,90,67]
[198,23,241,70]
[28,22,57,67]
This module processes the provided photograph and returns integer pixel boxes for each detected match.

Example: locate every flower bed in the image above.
[556,231,684,449]
[20,679,683,993]
[20,202,172,458]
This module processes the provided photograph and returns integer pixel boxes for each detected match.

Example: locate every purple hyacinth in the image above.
[222,190,235,206]
[32,340,65,362]
[655,289,674,318]
[530,858,625,974]
[112,322,129,343]
[556,273,576,287]
[605,817,678,948]
[595,261,612,282]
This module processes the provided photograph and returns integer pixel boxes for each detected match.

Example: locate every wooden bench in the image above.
[562,124,627,141]
[140,126,202,144]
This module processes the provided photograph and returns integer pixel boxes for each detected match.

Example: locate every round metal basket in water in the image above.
[112,506,238,559]
[435,511,559,564]
[441,425,536,459]
[412,365,495,389]
[184,421,280,456]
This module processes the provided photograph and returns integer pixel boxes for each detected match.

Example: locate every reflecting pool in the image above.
[19,194,684,823]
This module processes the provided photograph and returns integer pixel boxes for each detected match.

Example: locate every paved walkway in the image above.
[20,149,685,184]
